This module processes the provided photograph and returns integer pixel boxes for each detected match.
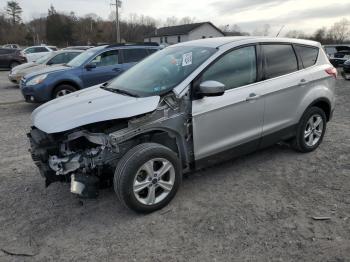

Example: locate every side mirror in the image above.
[85,63,96,70]
[197,80,225,97]
[46,61,53,66]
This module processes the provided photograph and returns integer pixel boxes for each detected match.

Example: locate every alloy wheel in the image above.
[56,89,73,97]
[133,158,175,206]
[304,114,324,147]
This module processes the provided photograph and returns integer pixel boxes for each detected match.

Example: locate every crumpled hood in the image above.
[25,65,70,79]
[32,85,160,134]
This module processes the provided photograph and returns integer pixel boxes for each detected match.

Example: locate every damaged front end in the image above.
[28,126,119,197]
[28,93,193,198]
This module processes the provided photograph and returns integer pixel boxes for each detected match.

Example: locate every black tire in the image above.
[292,107,327,153]
[114,143,182,213]
[53,84,77,98]
[9,61,20,69]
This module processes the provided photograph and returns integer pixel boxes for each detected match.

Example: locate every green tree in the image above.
[5,0,22,24]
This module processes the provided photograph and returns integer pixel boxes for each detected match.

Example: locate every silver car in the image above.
[9,50,83,84]
[28,37,336,213]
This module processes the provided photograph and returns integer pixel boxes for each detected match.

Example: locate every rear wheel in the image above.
[292,107,327,153]
[53,85,77,98]
[114,143,182,213]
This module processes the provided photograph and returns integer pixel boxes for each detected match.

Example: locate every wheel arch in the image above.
[118,127,191,172]
[308,97,332,122]
[52,80,82,98]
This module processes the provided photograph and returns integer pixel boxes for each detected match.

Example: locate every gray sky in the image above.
[9,0,350,35]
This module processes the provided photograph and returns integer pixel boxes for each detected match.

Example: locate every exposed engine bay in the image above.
[28,93,193,198]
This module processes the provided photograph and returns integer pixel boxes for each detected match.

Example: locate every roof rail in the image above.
[106,42,159,48]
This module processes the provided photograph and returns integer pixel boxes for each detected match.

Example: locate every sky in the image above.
[3,0,350,35]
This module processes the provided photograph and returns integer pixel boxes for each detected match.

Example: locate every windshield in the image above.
[106,46,216,97]
[67,50,95,67]
[36,53,54,64]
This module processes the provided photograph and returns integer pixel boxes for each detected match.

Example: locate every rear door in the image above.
[81,49,122,87]
[259,43,306,146]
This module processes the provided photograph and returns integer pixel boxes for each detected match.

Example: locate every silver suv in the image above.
[28,37,336,213]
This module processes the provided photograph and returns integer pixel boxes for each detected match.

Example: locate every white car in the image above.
[22,46,57,62]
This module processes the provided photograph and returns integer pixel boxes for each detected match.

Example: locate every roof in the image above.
[149,22,224,37]
[174,36,320,49]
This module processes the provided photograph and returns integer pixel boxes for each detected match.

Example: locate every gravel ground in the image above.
[0,69,349,262]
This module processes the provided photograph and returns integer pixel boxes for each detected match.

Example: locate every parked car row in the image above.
[0,48,27,69]
[0,44,91,69]
[9,50,83,84]
[19,43,160,102]
[27,37,337,213]
[323,44,350,67]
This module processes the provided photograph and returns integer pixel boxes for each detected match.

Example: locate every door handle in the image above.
[246,93,261,102]
[113,68,121,72]
[299,79,308,86]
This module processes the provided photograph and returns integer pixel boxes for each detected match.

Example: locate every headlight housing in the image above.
[344,59,350,65]
[26,74,48,86]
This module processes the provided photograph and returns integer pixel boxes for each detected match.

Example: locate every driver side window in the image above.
[202,46,257,90]
[91,50,119,67]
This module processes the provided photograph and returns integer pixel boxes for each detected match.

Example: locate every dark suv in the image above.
[0,48,27,69]
[20,43,160,102]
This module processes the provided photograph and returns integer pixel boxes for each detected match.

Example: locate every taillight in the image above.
[326,67,337,78]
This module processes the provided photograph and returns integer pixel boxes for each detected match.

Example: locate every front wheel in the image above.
[53,85,77,98]
[292,107,327,153]
[114,143,182,213]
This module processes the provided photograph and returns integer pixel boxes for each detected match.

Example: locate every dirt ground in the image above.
[0,69,349,262]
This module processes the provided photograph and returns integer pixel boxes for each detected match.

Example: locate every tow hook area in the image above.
[70,174,99,198]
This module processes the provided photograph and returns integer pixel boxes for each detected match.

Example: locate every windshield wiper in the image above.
[100,84,139,98]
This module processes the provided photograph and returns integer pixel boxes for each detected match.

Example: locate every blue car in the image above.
[20,43,160,102]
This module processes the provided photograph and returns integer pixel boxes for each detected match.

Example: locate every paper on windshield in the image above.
[182,52,192,66]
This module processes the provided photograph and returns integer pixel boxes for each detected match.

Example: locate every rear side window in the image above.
[123,49,149,63]
[262,44,298,79]
[295,45,319,68]
[147,49,158,55]
[48,53,74,64]
[67,52,81,61]
[34,47,49,53]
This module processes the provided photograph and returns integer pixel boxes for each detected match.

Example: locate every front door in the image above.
[82,50,123,87]
[192,45,265,161]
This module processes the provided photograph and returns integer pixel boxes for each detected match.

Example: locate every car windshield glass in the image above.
[106,46,216,97]
[67,50,95,67]
[36,53,53,64]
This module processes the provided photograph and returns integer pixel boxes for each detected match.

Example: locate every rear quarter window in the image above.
[262,44,298,79]
[295,45,319,68]
[122,49,149,63]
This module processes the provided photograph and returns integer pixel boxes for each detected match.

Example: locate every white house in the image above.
[145,22,225,45]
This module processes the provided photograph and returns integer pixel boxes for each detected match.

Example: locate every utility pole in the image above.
[111,0,122,43]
